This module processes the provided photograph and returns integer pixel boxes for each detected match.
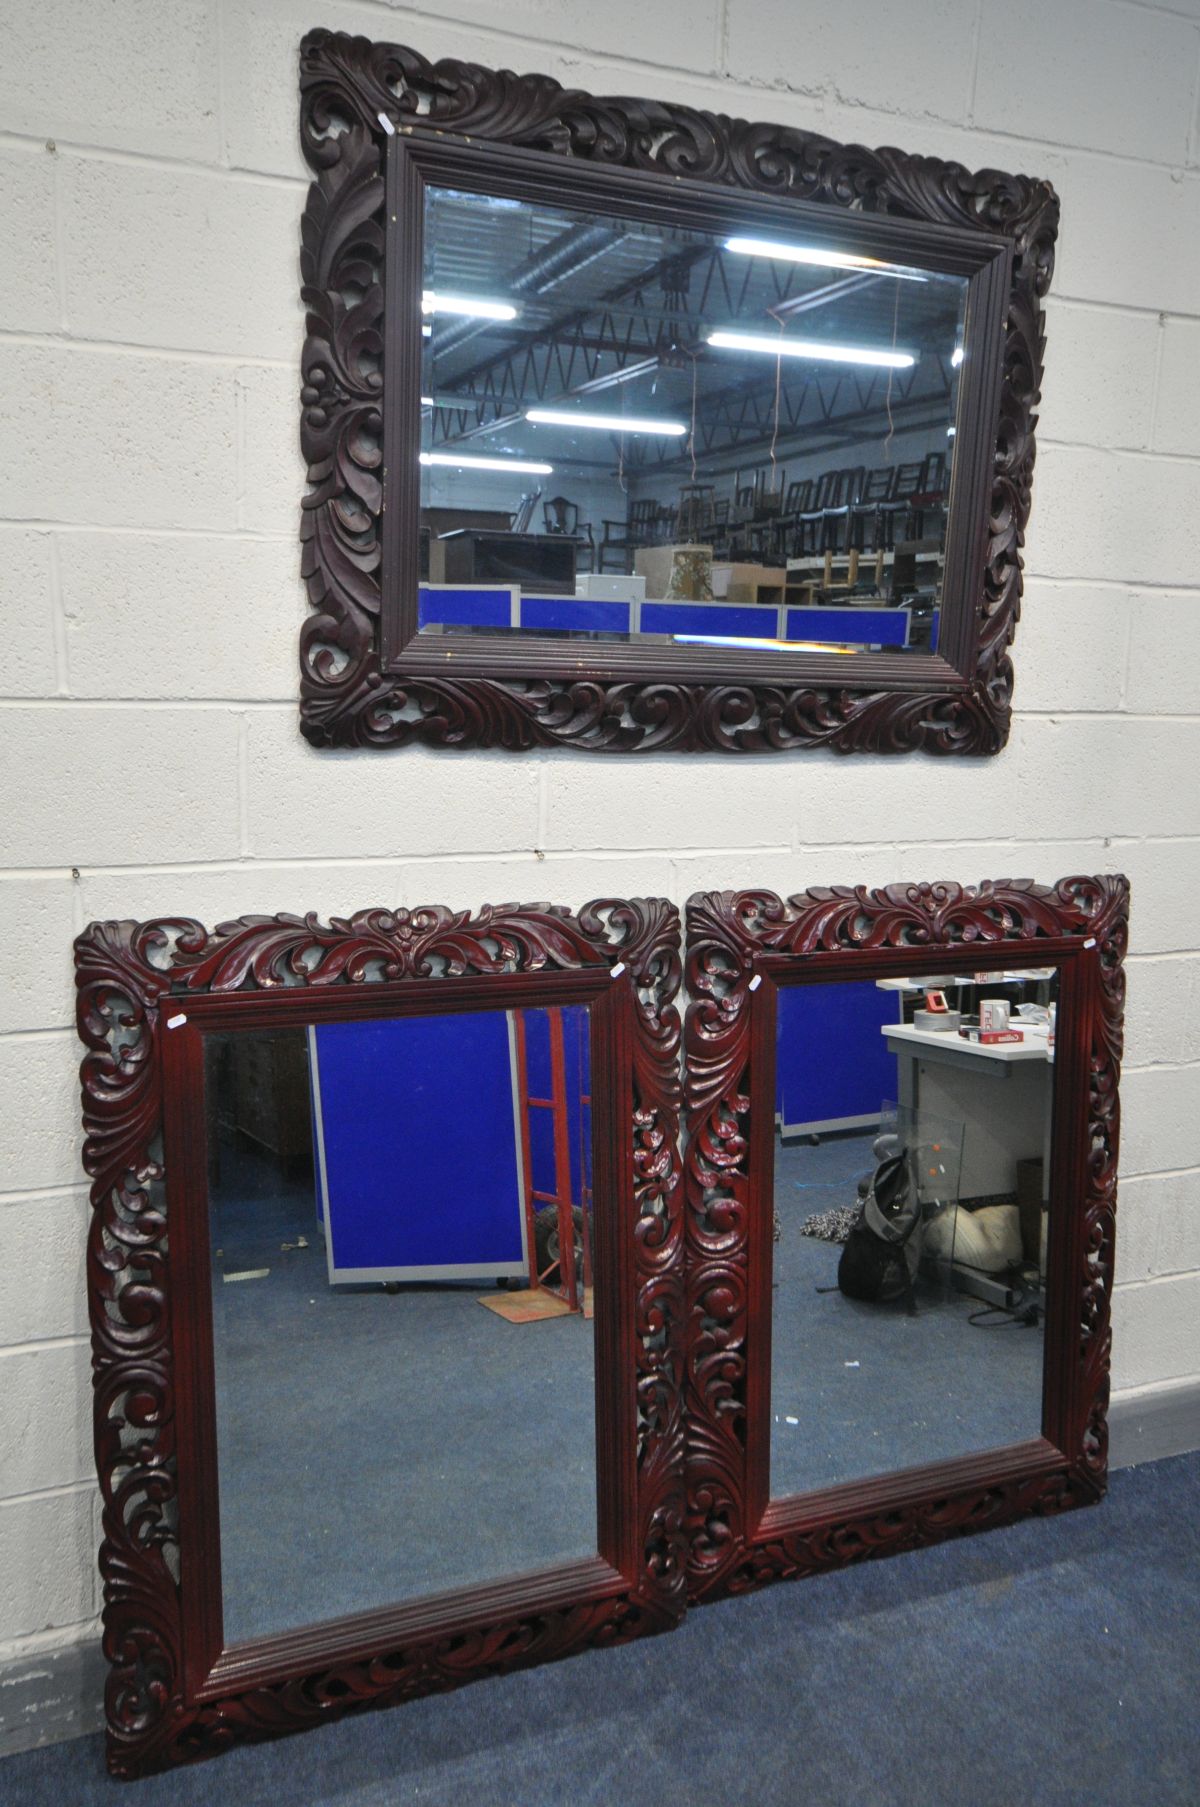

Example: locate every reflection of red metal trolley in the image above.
[512,1004,592,1314]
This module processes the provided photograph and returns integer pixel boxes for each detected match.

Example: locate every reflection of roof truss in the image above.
[427,241,954,465]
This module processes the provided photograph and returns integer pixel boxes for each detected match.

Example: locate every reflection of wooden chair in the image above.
[543,495,579,535]
[907,451,949,540]
[677,483,716,539]
[876,461,923,547]
[544,494,595,570]
[598,498,657,572]
[848,467,898,553]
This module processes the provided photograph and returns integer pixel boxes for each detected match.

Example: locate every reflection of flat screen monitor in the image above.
[440,529,577,595]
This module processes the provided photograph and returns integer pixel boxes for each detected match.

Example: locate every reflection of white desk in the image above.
[881,1023,1053,1200]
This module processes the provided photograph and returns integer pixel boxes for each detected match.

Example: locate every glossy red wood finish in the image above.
[682,878,1128,1600]
[75,903,684,1777]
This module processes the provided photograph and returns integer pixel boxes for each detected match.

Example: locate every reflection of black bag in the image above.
[837,1149,922,1312]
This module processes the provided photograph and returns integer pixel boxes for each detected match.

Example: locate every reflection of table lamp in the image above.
[664,544,714,601]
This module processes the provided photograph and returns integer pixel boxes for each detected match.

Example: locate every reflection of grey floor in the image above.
[210,1143,596,1647]
[771,1132,1044,1498]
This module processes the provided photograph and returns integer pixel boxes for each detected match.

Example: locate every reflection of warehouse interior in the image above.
[419,187,965,651]
[770,973,1057,1500]
[203,1007,596,1645]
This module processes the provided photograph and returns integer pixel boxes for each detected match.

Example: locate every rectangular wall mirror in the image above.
[204,1005,597,1645]
[298,30,1058,755]
[682,878,1128,1601]
[768,968,1057,1501]
[76,902,684,1777]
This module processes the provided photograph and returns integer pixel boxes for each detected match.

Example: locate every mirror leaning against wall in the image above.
[682,876,1129,1604]
[74,900,685,1778]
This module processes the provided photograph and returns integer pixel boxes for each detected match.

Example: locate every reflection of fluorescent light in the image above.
[947,426,956,437]
[419,451,552,474]
[673,634,857,653]
[420,396,434,407]
[707,330,915,369]
[951,346,964,366]
[724,236,927,281]
[525,408,687,436]
[421,291,517,321]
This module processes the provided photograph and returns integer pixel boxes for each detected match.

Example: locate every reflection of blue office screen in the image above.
[313,1012,524,1273]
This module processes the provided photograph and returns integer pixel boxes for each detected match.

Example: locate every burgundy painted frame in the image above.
[75,901,684,1778]
[682,877,1128,1601]
[298,29,1058,755]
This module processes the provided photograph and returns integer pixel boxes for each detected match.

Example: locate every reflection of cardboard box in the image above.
[577,573,646,601]
[713,562,787,603]
[634,544,713,600]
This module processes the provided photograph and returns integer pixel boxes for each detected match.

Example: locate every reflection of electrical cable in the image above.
[766,306,786,485]
[687,349,699,487]
[883,281,900,460]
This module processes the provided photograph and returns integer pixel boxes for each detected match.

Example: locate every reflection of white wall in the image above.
[1,0,1198,1667]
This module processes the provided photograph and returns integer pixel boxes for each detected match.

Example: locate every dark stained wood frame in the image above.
[298,28,1058,754]
[75,901,684,1778]
[682,877,1128,1600]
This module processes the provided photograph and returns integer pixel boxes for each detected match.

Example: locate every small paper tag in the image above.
[748,974,762,992]
[166,1013,187,1029]
[377,110,396,136]
[1084,937,1097,948]
[610,962,626,978]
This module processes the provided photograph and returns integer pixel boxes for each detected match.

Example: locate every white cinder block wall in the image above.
[1,0,1199,1663]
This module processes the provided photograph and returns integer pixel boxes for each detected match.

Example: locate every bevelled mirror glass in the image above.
[417,182,967,660]
[769,968,1057,1500]
[204,1005,597,1643]
[298,29,1058,755]
[682,878,1128,1607]
[76,900,684,1778]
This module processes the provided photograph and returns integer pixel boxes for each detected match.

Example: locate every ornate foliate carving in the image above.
[683,876,1128,1600]
[77,899,683,1776]
[297,29,1058,754]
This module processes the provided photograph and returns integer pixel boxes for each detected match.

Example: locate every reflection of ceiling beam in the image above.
[627,392,950,482]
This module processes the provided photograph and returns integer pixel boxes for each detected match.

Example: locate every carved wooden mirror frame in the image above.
[298,29,1058,755]
[75,900,684,1777]
[682,876,1128,1601]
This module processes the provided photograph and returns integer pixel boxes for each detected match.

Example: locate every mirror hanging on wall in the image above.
[418,185,968,657]
[769,969,1058,1501]
[203,1003,596,1644]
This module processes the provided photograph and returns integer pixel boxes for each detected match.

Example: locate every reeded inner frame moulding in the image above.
[683,876,1128,1601]
[298,28,1058,754]
[75,900,685,1778]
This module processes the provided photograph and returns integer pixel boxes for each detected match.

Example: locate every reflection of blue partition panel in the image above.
[520,597,630,634]
[418,585,513,628]
[785,607,909,647]
[776,982,901,1136]
[642,602,770,638]
[311,1012,525,1282]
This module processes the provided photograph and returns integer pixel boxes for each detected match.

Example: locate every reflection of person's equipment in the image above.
[837,1145,923,1313]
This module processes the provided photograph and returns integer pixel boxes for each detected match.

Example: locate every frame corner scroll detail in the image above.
[682,874,1127,1601]
[297,29,1058,755]
[77,899,684,1777]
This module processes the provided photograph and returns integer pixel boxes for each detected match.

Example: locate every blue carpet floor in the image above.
[209,1140,597,1643]
[3,1451,1196,1806]
[771,1133,1043,1496]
